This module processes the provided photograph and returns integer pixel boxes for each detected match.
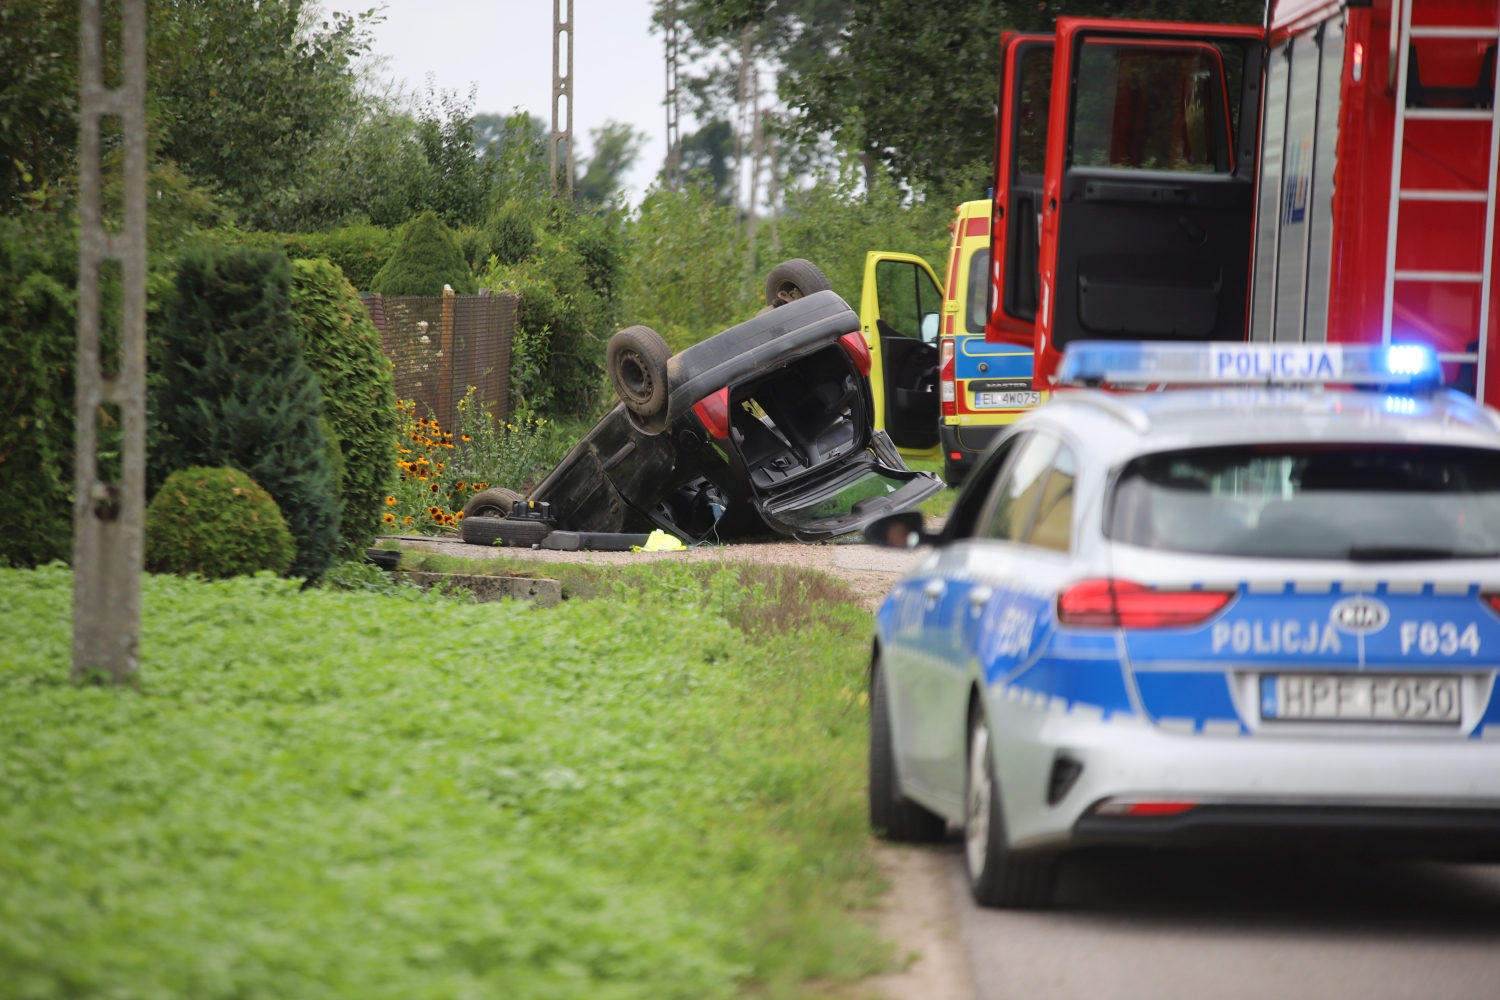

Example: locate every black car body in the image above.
[521,290,943,544]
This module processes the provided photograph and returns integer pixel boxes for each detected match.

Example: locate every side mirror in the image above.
[920,312,940,344]
[865,510,939,549]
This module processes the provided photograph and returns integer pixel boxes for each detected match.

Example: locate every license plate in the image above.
[1260,673,1461,724]
[975,391,1041,409]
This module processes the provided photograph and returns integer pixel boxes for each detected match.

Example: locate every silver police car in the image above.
[866,342,1500,909]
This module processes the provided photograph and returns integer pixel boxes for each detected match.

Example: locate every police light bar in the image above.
[1058,341,1441,388]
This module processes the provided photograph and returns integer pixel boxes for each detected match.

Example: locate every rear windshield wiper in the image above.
[1346,545,1500,562]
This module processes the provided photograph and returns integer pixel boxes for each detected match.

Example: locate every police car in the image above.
[865,342,1500,909]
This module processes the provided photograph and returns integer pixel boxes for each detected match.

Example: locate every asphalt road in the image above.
[943,844,1500,1000]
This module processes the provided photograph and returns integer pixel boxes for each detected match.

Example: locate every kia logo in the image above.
[1330,596,1390,634]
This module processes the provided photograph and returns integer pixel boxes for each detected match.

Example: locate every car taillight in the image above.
[1483,593,1500,615]
[691,386,730,439]
[939,339,956,417]
[839,331,872,376]
[1057,579,1234,629]
[1094,799,1197,817]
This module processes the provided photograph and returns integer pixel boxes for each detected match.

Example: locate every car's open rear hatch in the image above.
[723,342,942,540]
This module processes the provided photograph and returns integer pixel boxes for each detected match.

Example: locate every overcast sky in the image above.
[331,1,670,201]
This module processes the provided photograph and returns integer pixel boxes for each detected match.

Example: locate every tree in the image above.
[667,0,1262,194]
[149,1,378,227]
[153,248,342,580]
[575,121,647,205]
[679,121,736,205]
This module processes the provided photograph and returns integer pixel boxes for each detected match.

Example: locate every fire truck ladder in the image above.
[1382,0,1500,396]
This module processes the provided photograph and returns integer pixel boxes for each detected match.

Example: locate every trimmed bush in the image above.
[368,210,477,296]
[289,258,399,552]
[145,467,294,578]
[153,247,342,579]
[0,214,76,568]
[232,226,397,291]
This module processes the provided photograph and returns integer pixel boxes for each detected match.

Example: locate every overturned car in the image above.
[460,261,943,548]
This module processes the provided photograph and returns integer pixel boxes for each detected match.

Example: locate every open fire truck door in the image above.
[1031,19,1266,385]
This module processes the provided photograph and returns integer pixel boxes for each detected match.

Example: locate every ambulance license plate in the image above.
[1260,673,1461,724]
[975,391,1040,409]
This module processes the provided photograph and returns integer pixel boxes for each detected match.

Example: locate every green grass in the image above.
[1,563,887,1000]
[905,458,957,520]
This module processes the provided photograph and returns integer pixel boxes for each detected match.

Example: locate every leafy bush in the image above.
[0,213,76,567]
[621,181,754,349]
[450,386,570,494]
[368,210,477,296]
[487,200,538,265]
[484,204,623,416]
[144,466,294,578]
[152,247,342,579]
[288,258,399,552]
[1,560,885,998]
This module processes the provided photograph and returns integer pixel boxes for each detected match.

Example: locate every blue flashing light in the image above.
[1383,395,1419,415]
[1386,344,1430,377]
[1058,341,1442,388]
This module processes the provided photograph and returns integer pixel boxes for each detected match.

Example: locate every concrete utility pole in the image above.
[733,25,753,216]
[663,0,681,191]
[551,0,575,197]
[74,0,147,684]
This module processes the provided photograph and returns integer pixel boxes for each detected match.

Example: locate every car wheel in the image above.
[965,706,1057,908]
[765,258,832,308]
[607,326,672,422]
[462,487,524,520]
[870,655,947,843]
[460,515,552,548]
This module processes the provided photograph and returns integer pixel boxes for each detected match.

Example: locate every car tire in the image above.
[460,515,552,548]
[870,655,948,843]
[943,458,966,489]
[463,487,524,520]
[607,326,672,423]
[964,704,1057,909]
[765,258,832,308]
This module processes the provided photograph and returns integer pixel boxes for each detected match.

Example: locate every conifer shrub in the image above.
[288,258,399,551]
[367,210,477,296]
[145,467,294,578]
[153,247,342,579]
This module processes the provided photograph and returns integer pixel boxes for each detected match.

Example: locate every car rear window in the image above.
[1107,444,1500,560]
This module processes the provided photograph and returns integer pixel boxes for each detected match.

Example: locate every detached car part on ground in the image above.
[461,260,943,548]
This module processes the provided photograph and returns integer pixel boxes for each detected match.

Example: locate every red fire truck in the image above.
[985,0,1500,401]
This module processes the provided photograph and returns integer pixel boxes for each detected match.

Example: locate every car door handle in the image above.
[969,586,994,606]
[923,579,946,599]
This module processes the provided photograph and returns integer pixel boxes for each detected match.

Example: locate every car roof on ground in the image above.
[1021,387,1500,463]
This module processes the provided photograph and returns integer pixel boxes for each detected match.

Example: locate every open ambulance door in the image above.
[859,251,945,454]
[1033,18,1266,385]
[987,31,1054,347]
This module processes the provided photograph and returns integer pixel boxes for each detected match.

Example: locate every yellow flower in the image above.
[461,434,471,442]
[382,512,395,523]
[385,495,397,506]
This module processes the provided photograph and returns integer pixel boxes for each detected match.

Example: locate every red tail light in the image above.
[1484,593,1500,615]
[1095,799,1198,817]
[839,331,872,376]
[1057,579,1234,629]
[939,339,956,417]
[691,386,730,439]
